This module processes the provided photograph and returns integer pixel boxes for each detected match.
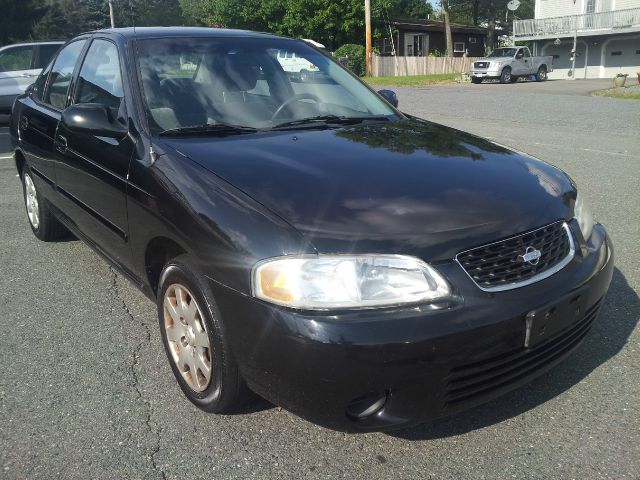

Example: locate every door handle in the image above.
[55,134,68,153]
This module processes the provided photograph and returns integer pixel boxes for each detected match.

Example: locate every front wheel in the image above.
[157,255,249,413]
[499,67,512,84]
[536,66,548,82]
[22,167,68,241]
[471,76,483,84]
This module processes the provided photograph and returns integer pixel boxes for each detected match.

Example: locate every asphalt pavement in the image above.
[1,80,639,479]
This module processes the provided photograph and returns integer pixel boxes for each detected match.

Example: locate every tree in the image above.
[448,0,535,52]
[441,0,453,56]
[0,0,46,45]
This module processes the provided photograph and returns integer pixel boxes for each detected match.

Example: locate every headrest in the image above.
[222,54,259,92]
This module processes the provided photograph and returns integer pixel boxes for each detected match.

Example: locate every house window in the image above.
[469,37,477,44]
[611,51,622,56]
[585,0,595,13]
[453,42,465,53]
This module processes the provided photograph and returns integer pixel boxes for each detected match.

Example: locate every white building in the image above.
[514,0,640,79]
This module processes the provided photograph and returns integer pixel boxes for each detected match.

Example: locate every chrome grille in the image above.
[456,221,574,291]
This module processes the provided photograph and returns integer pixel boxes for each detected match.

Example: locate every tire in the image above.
[22,166,68,241]
[499,67,512,84]
[536,66,548,82]
[510,75,519,83]
[471,76,483,84]
[157,255,249,413]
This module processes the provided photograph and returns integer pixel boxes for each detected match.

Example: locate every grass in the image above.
[363,73,459,87]
[592,83,640,100]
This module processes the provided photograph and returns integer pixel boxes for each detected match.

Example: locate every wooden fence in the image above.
[371,55,481,77]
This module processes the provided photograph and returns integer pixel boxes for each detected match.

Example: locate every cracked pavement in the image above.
[1,80,639,479]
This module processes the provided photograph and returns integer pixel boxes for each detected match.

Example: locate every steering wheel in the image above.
[271,93,321,121]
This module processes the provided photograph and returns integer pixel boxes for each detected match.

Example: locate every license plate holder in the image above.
[524,287,590,348]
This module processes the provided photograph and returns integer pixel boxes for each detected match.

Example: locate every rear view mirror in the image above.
[378,89,399,108]
[61,103,127,138]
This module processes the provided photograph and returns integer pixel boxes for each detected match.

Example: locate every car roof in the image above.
[90,26,286,41]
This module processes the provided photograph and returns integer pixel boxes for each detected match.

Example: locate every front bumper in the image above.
[469,68,502,78]
[209,223,613,431]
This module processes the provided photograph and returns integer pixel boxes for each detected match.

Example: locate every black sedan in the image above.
[10,27,613,431]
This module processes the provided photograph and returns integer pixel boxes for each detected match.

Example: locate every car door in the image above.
[16,40,88,206]
[510,48,525,75]
[54,37,135,268]
[0,45,39,112]
[522,47,533,75]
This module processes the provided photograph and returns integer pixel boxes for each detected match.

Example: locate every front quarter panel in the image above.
[126,150,315,296]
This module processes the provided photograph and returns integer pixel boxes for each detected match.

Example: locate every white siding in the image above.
[537,0,584,19]
[615,0,640,10]
[536,0,640,19]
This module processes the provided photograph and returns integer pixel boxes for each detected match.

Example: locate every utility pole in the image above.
[569,0,577,79]
[365,0,372,76]
[108,0,115,28]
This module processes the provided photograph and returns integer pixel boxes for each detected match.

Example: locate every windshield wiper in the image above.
[272,115,390,131]
[159,123,258,137]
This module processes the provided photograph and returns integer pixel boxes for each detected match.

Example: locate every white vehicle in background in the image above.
[275,39,325,81]
[0,41,63,113]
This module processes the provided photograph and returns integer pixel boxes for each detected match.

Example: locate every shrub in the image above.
[334,44,366,76]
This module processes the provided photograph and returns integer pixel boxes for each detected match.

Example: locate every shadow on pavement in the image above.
[389,267,638,441]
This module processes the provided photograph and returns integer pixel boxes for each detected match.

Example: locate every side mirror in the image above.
[378,89,399,108]
[61,103,127,138]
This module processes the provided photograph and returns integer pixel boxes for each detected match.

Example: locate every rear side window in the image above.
[74,39,124,115]
[32,59,54,102]
[44,40,86,110]
[34,44,62,69]
[0,45,34,72]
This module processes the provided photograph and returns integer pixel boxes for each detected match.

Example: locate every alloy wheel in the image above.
[163,283,212,392]
[24,173,40,229]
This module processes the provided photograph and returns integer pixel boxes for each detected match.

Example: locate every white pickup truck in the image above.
[469,46,553,84]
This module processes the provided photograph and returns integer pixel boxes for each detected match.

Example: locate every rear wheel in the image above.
[536,66,548,82]
[157,255,249,413]
[471,76,483,84]
[499,67,512,84]
[22,167,68,241]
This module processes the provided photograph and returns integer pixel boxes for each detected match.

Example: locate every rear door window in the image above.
[44,40,87,110]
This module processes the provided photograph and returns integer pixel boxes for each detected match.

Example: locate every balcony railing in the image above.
[514,7,640,38]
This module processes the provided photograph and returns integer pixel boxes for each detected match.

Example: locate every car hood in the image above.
[160,118,574,261]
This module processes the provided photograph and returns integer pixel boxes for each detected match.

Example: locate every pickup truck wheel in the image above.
[157,255,250,413]
[471,77,483,84]
[536,66,548,82]
[22,167,69,241]
[499,67,512,84]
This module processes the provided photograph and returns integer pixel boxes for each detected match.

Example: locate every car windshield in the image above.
[135,36,399,134]
[487,48,518,58]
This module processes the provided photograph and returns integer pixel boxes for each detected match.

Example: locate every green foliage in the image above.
[334,43,365,76]
[0,0,46,45]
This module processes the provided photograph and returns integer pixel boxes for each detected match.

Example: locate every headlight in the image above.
[574,191,593,241]
[252,254,451,310]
